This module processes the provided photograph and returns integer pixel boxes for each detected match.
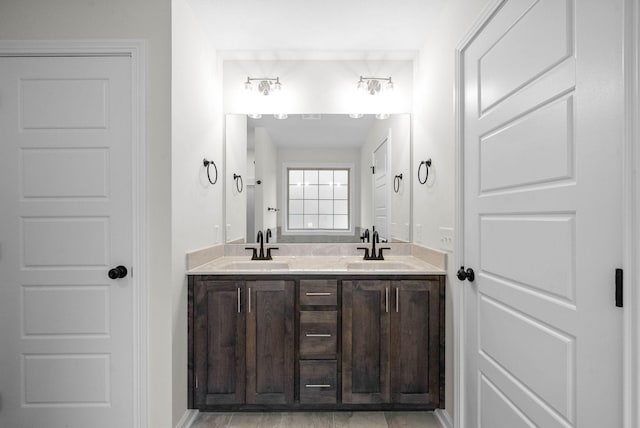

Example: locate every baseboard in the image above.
[435,408,453,428]
[175,409,199,428]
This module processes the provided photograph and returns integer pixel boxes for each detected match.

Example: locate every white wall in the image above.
[411,0,492,417]
[254,127,278,235]
[390,115,411,242]
[0,1,173,427]
[172,0,223,425]
[223,60,413,114]
[359,115,411,242]
[225,115,248,242]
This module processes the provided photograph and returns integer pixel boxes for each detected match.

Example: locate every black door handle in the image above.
[457,266,475,282]
[108,265,128,280]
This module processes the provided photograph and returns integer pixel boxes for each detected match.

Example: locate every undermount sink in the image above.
[346,261,415,271]
[223,261,290,271]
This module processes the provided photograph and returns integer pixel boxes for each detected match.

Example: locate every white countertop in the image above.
[187,255,445,275]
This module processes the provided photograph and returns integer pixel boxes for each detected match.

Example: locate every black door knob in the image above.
[457,266,475,282]
[108,265,128,280]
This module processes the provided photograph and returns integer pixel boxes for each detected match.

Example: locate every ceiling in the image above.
[248,114,377,149]
[186,0,446,57]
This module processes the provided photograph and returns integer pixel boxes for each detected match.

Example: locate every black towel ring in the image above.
[393,173,403,193]
[203,158,218,185]
[418,159,432,185]
[233,174,244,193]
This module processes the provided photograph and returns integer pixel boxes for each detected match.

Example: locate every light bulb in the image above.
[375,113,390,120]
[247,113,262,119]
[386,79,394,93]
[349,113,364,119]
[274,113,288,120]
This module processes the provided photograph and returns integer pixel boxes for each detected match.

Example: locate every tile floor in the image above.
[191,411,440,428]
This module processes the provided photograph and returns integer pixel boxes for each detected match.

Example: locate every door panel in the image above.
[194,280,245,406]
[0,56,134,428]
[390,279,442,405]
[342,280,390,404]
[462,0,623,426]
[373,139,389,241]
[246,280,295,405]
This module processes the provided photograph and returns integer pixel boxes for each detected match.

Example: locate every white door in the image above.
[0,56,134,428]
[461,0,624,427]
[373,138,390,241]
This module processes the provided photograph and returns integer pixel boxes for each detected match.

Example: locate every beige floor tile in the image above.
[227,412,284,428]
[281,412,334,428]
[333,411,388,428]
[384,411,439,428]
[191,412,233,428]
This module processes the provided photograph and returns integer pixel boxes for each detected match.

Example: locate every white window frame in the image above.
[282,162,355,236]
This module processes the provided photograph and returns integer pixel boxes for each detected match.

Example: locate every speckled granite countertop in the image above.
[187,243,446,276]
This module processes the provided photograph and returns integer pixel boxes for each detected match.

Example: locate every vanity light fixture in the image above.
[375,113,390,120]
[247,113,262,119]
[273,113,288,120]
[244,76,282,96]
[357,76,394,95]
[349,113,364,119]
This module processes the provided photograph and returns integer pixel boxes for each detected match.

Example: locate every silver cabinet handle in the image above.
[385,287,389,313]
[237,288,241,313]
[248,287,251,313]
[396,287,399,313]
[305,333,332,337]
[305,292,331,296]
[305,384,331,388]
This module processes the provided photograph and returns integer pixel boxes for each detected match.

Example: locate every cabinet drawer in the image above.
[299,280,337,306]
[299,360,337,404]
[300,311,337,359]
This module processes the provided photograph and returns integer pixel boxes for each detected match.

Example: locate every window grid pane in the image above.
[287,168,349,230]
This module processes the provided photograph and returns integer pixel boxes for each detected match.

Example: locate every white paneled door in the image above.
[373,138,390,242]
[0,56,134,427]
[461,0,624,427]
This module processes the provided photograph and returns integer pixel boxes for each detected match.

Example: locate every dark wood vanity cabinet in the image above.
[189,274,444,411]
[341,279,443,407]
[191,278,294,408]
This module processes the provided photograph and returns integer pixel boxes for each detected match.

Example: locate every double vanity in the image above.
[187,243,445,411]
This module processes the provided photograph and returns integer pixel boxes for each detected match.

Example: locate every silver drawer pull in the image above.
[305,384,331,388]
[305,292,332,296]
[305,333,331,337]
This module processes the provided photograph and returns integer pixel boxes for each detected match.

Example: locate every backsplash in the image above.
[187,243,446,271]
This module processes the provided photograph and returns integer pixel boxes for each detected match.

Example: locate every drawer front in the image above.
[299,280,338,306]
[300,311,337,359]
[299,360,337,404]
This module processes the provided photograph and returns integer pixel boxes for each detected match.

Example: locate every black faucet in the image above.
[245,229,278,260]
[357,230,390,260]
[265,228,272,243]
[360,228,370,243]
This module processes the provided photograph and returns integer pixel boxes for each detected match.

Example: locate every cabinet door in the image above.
[342,280,390,404]
[246,280,295,404]
[193,280,245,406]
[390,279,443,406]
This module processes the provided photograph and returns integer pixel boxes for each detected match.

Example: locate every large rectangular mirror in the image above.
[225,114,411,244]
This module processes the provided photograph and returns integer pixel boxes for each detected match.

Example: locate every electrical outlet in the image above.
[439,227,454,252]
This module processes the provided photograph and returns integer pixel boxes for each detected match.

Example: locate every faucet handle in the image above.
[377,247,391,260]
[266,247,278,260]
[357,247,370,260]
[245,247,258,260]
